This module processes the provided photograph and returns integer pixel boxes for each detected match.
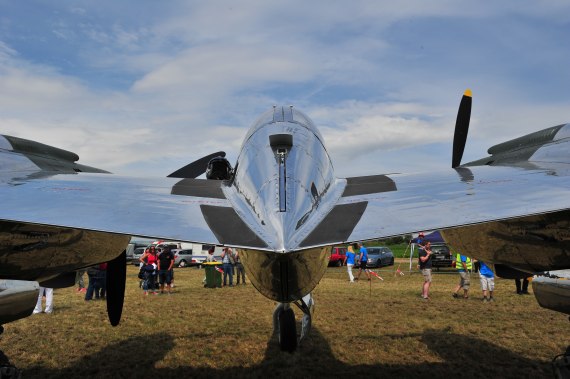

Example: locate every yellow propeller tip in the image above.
[464,89,472,97]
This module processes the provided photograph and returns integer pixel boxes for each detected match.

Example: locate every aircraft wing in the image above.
[5,161,568,252]
[300,128,570,248]
[0,167,230,246]
[333,162,570,245]
[1,127,569,252]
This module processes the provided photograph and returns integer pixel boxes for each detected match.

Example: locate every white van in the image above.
[144,241,224,267]
[184,244,224,266]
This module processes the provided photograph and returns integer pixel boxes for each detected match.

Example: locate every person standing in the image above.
[355,242,371,281]
[85,264,100,301]
[96,262,107,299]
[75,269,87,293]
[515,277,530,295]
[33,287,53,314]
[344,245,356,282]
[452,253,472,299]
[157,246,175,294]
[235,249,247,285]
[140,246,158,267]
[203,247,217,285]
[206,247,216,262]
[479,261,495,302]
[140,246,159,292]
[419,241,433,300]
[221,247,235,286]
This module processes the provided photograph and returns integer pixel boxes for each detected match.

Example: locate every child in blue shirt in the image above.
[479,261,495,302]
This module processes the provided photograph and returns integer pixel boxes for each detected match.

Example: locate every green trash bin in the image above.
[203,262,222,288]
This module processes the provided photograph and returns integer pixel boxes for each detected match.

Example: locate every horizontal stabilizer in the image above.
[168,151,226,179]
[2,135,79,162]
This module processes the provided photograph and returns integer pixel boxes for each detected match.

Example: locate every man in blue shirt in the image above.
[479,261,495,302]
[355,242,371,281]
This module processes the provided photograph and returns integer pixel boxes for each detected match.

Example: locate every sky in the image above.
[1,1,569,177]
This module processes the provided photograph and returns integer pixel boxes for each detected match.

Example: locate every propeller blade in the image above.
[106,250,126,327]
[452,89,472,168]
[167,151,226,179]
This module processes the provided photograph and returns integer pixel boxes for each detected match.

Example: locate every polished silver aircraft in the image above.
[1,90,569,355]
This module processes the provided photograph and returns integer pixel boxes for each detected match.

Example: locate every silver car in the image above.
[366,247,395,268]
[131,247,147,265]
[172,249,195,267]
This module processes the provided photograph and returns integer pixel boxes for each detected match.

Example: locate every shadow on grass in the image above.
[13,327,552,378]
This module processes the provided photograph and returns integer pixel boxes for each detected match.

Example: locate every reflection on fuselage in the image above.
[239,247,330,302]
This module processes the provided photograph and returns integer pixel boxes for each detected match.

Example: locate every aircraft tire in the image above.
[278,307,297,353]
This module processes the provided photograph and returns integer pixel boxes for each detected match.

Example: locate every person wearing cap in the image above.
[157,246,175,294]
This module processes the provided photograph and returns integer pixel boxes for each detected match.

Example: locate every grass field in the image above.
[2,265,569,378]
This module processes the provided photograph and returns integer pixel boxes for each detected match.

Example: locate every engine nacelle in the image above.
[206,156,233,180]
[0,280,40,325]
[532,272,570,315]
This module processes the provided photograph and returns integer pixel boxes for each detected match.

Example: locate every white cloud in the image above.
[0,1,569,178]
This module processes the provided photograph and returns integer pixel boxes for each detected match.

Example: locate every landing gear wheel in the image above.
[278,307,297,353]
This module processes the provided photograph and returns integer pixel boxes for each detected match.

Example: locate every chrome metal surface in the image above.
[0,171,227,246]
[226,107,343,251]
[0,280,39,324]
[343,163,570,247]
[239,246,329,302]
[532,275,570,314]
[0,220,130,282]
[441,210,570,272]
[1,106,570,311]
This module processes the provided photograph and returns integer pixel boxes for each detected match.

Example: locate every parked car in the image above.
[329,246,347,267]
[429,242,453,268]
[172,249,195,267]
[131,247,147,265]
[366,247,395,268]
[127,242,150,264]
